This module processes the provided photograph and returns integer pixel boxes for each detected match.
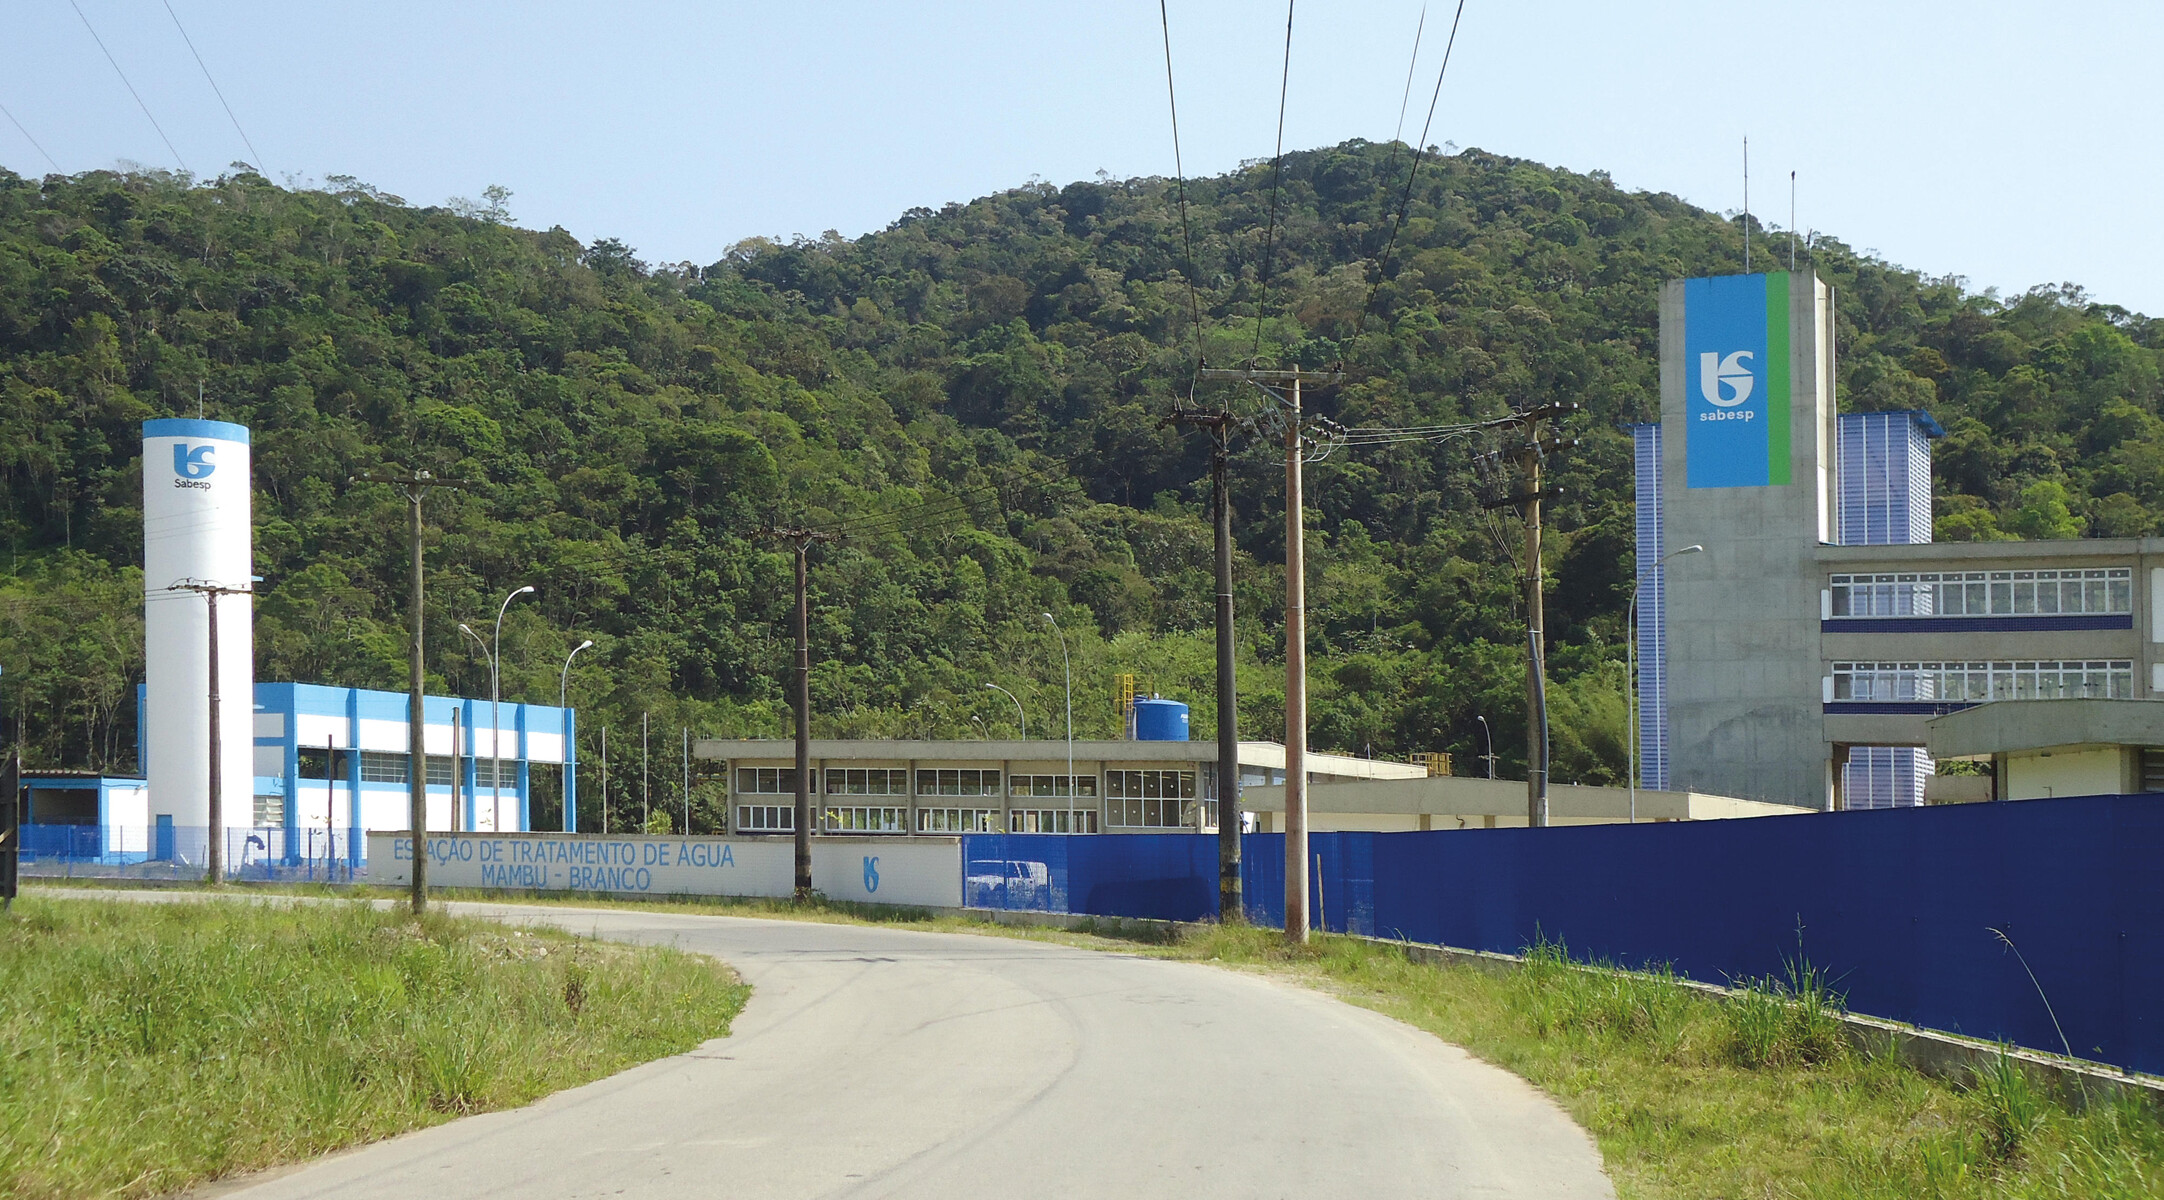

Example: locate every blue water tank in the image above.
[1133,697,1190,741]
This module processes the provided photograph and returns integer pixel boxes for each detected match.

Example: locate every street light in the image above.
[984,683,1026,740]
[461,585,535,834]
[1041,613,1074,834]
[1628,545,1703,824]
[560,638,594,833]
[1475,714,1496,779]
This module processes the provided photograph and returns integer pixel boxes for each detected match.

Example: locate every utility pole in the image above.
[758,526,838,900]
[681,727,689,834]
[1196,366,1342,942]
[1477,405,1578,829]
[600,724,609,835]
[1164,403,1242,922]
[641,711,649,831]
[173,578,251,885]
[357,469,465,915]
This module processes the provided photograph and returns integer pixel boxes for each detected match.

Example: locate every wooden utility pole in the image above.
[357,470,464,914]
[1196,366,1341,942]
[759,526,839,900]
[173,579,251,885]
[1478,404,1577,829]
[1164,405,1242,923]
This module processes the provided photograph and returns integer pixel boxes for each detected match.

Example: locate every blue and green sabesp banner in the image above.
[1684,272,1791,488]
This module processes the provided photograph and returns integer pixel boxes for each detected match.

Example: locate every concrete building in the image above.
[1242,776,1807,832]
[1925,698,2164,801]
[1637,269,2164,809]
[693,738,1426,835]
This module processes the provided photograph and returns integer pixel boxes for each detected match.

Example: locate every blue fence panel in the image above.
[13,825,365,882]
[963,833,1220,921]
[1356,796,2164,1076]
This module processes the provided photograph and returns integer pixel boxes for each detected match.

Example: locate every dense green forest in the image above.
[0,142,2157,825]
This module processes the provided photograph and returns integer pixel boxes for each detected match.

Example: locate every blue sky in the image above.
[2,1,2156,314]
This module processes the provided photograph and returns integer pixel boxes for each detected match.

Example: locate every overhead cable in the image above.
[1248,0,1295,366]
[1355,0,1468,339]
[162,0,270,178]
[1157,0,1206,399]
[0,99,61,172]
[69,0,189,174]
[1370,5,1426,219]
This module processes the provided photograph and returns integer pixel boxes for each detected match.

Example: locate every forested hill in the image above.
[1,143,2158,807]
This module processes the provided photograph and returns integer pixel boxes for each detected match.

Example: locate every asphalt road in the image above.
[163,899,1612,1199]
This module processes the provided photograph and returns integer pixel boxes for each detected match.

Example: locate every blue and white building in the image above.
[134,681,574,842]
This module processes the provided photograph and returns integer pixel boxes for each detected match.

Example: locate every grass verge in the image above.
[33,883,2164,1197]
[0,893,747,1200]
[1146,925,2164,1200]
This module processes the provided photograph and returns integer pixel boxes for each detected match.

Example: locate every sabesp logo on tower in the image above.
[1698,351,1756,408]
[1682,272,1790,489]
[173,443,216,489]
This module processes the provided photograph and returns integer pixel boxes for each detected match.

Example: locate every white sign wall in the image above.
[366,833,963,909]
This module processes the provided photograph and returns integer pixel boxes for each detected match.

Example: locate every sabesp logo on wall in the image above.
[1698,351,1756,408]
[1683,273,1790,488]
[172,443,216,489]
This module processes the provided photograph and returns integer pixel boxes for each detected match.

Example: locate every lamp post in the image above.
[1041,613,1074,833]
[1628,544,1702,824]
[559,638,593,832]
[984,683,1026,740]
[456,623,488,831]
[1475,714,1497,779]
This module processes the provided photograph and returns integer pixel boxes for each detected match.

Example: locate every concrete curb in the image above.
[938,906,2164,1109]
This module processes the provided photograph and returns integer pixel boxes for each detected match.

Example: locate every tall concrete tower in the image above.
[142,418,254,833]
[1648,271,1839,807]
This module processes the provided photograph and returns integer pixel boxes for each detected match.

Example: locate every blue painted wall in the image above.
[973,796,2164,1075]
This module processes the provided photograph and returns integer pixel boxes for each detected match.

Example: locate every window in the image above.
[359,751,408,783]
[1106,770,1199,828]
[826,768,908,795]
[824,805,908,833]
[736,767,803,794]
[737,804,794,832]
[1830,660,2133,702]
[253,793,285,826]
[1828,568,2132,618]
[1010,774,1096,798]
[1008,808,1098,834]
[916,768,1001,796]
[917,807,1000,833]
[468,759,518,789]
[297,747,334,780]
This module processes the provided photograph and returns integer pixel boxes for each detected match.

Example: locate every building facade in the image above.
[695,739,1426,836]
[132,681,573,838]
[1637,269,2164,809]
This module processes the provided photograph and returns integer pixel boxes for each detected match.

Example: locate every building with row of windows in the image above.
[695,738,1427,835]
[1635,270,2164,810]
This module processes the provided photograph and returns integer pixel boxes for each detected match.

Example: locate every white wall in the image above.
[367,833,963,908]
[2004,746,2126,800]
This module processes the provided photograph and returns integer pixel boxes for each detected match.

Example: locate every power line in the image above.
[1248,0,1295,366]
[1157,0,1206,399]
[0,100,61,172]
[1391,7,1428,149]
[161,0,269,177]
[1370,3,1427,217]
[68,0,189,174]
[1356,0,1468,342]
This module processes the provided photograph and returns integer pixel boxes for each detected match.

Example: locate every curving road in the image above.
[200,901,1610,1199]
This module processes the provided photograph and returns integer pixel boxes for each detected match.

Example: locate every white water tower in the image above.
[142,418,254,834]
